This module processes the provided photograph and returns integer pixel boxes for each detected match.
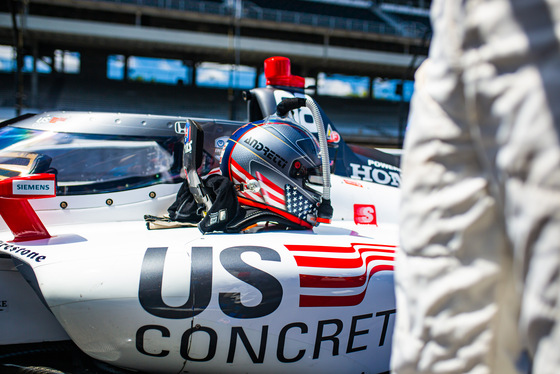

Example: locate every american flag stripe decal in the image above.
[255,171,284,195]
[293,254,394,269]
[230,158,252,180]
[255,171,285,208]
[286,243,396,253]
[285,243,396,307]
[230,158,265,203]
[299,263,394,288]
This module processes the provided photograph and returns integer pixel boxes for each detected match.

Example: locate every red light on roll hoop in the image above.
[264,56,305,88]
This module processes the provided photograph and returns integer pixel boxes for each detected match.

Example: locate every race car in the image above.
[0,57,400,374]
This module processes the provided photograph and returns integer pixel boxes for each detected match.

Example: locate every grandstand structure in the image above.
[0,0,431,146]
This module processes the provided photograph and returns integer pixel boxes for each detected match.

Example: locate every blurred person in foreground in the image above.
[391,0,560,373]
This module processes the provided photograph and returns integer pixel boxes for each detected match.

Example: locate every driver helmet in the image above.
[220,116,324,228]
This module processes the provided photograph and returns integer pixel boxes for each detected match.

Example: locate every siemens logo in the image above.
[16,184,51,191]
[13,180,55,195]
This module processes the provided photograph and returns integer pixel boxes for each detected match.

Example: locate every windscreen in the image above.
[0,127,183,195]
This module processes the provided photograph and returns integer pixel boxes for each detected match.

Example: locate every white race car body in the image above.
[0,71,400,373]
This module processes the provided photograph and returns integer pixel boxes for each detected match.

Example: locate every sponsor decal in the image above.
[138,244,394,318]
[327,130,340,144]
[185,124,191,143]
[350,160,401,187]
[0,299,8,312]
[184,126,192,153]
[207,209,228,226]
[343,179,363,188]
[12,180,55,195]
[139,246,282,319]
[214,136,229,162]
[285,243,394,307]
[0,240,47,262]
[35,116,67,124]
[135,309,396,362]
[174,121,187,134]
[215,137,227,149]
[135,244,396,363]
[353,204,377,225]
[243,136,287,169]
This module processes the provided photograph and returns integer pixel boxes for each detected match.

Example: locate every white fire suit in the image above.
[391,0,560,373]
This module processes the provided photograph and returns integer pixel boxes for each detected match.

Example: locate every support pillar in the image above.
[31,40,38,109]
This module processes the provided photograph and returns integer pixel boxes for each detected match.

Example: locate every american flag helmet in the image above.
[220,116,324,228]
